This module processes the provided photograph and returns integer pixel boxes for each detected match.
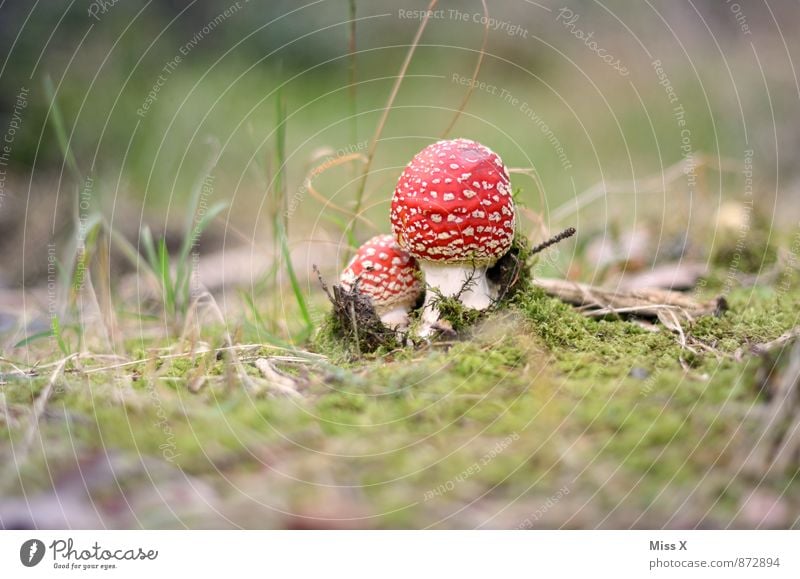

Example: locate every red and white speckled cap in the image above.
[390,138,515,264]
[340,234,422,309]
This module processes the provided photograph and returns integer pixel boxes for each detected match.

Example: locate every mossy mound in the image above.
[314,278,400,358]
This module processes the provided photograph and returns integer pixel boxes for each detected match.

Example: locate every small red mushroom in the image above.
[390,138,515,334]
[340,234,423,329]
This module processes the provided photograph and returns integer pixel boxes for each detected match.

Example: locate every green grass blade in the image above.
[322,213,358,252]
[70,216,102,294]
[179,201,227,266]
[51,316,70,356]
[348,0,358,148]
[43,75,82,183]
[141,225,158,274]
[13,328,54,349]
[158,238,175,315]
[278,221,312,330]
[179,142,221,261]
[274,84,288,232]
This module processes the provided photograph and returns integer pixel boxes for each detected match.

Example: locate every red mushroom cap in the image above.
[390,138,515,264]
[340,234,422,309]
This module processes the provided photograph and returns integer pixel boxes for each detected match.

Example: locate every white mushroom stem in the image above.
[418,261,498,336]
[376,304,412,330]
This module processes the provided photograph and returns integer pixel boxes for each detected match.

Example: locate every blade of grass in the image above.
[140,225,159,275]
[274,83,313,335]
[13,329,54,350]
[348,0,358,149]
[242,291,269,331]
[158,238,176,316]
[275,85,288,230]
[44,75,105,318]
[70,217,102,295]
[241,291,308,346]
[176,200,228,304]
[43,75,82,183]
[179,140,221,261]
[323,213,358,251]
[179,201,228,266]
[51,316,70,356]
[440,0,489,137]
[278,216,312,332]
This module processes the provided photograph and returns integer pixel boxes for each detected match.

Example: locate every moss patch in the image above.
[3,254,800,528]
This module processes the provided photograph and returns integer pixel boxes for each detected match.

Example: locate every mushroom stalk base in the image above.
[418,262,497,336]
[377,304,412,330]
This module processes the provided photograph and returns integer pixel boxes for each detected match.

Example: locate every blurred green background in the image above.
[2,0,800,532]
[1,0,798,286]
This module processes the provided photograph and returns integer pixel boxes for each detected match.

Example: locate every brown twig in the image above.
[255,358,303,398]
[533,277,725,321]
[314,265,396,354]
[743,326,800,358]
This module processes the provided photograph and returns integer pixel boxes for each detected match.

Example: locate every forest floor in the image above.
[2,223,799,530]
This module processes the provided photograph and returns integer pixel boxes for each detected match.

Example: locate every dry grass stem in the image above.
[18,353,76,463]
[255,358,303,398]
[440,0,489,138]
[351,0,439,243]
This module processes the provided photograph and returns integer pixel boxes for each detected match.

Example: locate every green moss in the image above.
[312,299,401,363]
[711,228,778,274]
[164,357,193,377]
[434,295,484,333]
[693,289,799,351]
[5,258,800,528]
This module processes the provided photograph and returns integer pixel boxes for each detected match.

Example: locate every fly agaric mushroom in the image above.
[390,138,515,334]
[340,234,423,329]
